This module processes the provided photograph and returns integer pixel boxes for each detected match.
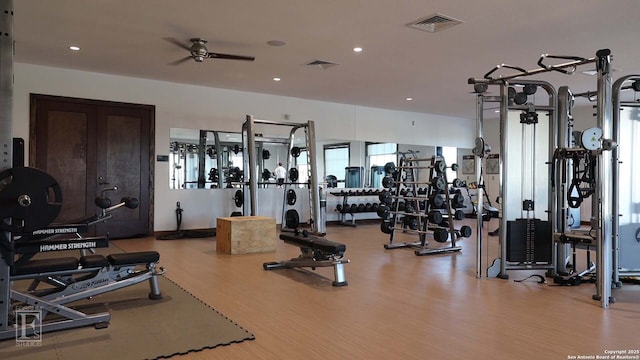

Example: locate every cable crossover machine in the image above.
[469,49,620,308]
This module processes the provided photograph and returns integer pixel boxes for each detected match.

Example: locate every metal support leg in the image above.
[332,262,348,287]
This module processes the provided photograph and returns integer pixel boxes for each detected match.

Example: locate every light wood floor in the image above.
[115,218,640,360]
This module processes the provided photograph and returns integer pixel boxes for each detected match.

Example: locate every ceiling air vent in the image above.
[408,13,463,33]
[304,59,339,70]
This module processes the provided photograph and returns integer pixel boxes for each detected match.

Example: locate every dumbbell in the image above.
[432,176,466,191]
[379,190,392,205]
[382,176,395,189]
[365,203,373,212]
[371,203,379,212]
[404,216,419,230]
[357,203,366,212]
[384,162,396,175]
[380,220,394,234]
[429,193,446,208]
[433,160,460,174]
[377,204,390,219]
[350,204,359,213]
[457,225,473,238]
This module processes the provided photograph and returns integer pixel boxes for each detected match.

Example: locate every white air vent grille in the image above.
[304,60,339,70]
[408,13,463,33]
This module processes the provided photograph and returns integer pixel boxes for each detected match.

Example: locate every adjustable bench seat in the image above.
[265,232,349,286]
[12,257,79,276]
[107,251,160,266]
[279,233,346,256]
[80,254,110,268]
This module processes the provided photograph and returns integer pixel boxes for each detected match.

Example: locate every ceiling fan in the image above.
[165,37,255,65]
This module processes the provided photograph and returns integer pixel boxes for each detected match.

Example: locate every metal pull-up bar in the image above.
[468,49,610,84]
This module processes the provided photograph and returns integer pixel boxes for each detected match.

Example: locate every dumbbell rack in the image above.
[331,190,381,226]
[381,156,469,256]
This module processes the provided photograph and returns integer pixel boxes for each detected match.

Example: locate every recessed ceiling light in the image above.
[69,46,80,51]
[406,97,413,101]
[353,47,363,53]
[273,77,281,82]
[267,40,286,47]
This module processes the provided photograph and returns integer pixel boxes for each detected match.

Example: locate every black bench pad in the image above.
[12,257,79,276]
[279,234,346,255]
[107,251,160,265]
[80,255,109,268]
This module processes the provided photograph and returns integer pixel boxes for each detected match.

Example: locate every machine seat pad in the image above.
[12,257,79,276]
[279,234,346,255]
[107,251,160,265]
[80,254,109,268]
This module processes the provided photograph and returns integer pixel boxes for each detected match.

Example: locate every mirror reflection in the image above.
[169,128,468,190]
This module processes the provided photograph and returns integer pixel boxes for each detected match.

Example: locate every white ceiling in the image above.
[12,0,640,120]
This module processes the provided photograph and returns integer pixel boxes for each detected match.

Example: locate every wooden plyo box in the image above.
[216,216,276,255]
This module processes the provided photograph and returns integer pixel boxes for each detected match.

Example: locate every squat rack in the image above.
[469,49,615,308]
[242,115,324,235]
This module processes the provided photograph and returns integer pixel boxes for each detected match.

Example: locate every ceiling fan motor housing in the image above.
[190,38,208,62]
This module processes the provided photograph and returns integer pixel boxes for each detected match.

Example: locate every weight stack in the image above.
[506,218,552,263]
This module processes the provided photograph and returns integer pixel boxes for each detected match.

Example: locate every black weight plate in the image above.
[428,210,443,225]
[452,193,465,207]
[383,162,396,174]
[459,225,473,238]
[262,149,271,160]
[262,169,272,181]
[406,217,419,230]
[287,189,297,205]
[376,204,389,218]
[434,161,446,174]
[382,176,394,189]
[431,176,446,191]
[289,168,299,182]
[523,84,538,95]
[380,221,394,234]
[285,209,300,229]
[452,178,463,188]
[433,228,449,243]
[378,190,391,204]
[430,194,445,208]
[234,189,244,207]
[0,167,63,234]
[290,146,301,158]
[451,163,459,172]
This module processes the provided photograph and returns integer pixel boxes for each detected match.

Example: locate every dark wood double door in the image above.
[30,94,154,238]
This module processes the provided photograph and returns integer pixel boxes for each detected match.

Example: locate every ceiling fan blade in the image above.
[207,52,255,61]
[163,37,191,51]
[168,56,193,66]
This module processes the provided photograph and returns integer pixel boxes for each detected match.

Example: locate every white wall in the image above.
[13,63,475,231]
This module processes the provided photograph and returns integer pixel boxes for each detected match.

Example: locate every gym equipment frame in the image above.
[612,75,640,283]
[242,115,325,235]
[469,50,617,308]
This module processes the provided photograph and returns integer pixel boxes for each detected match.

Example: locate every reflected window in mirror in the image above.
[324,143,349,188]
[438,146,458,181]
[294,148,309,188]
[170,141,201,189]
[366,142,397,188]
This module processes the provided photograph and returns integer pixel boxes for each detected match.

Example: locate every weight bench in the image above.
[263,232,349,286]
